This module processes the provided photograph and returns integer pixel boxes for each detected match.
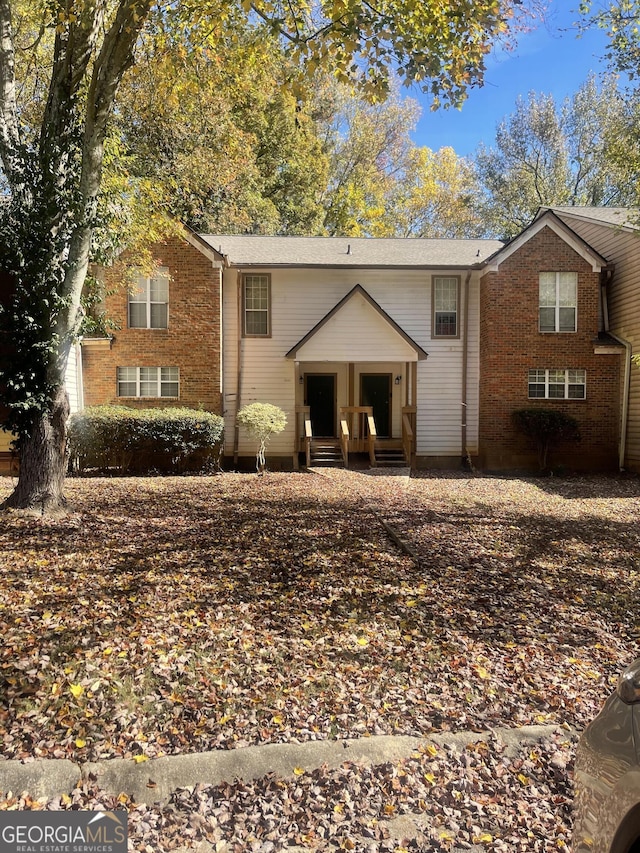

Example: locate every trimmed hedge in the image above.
[68,406,224,474]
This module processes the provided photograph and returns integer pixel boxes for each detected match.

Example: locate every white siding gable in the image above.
[293,289,421,362]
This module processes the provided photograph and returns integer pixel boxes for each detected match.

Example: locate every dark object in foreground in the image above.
[573,658,640,853]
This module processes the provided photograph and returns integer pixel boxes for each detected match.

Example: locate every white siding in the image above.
[223,267,481,460]
[65,343,83,414]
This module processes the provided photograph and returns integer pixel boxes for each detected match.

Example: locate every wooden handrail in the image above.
[402,406,416,466]
[366,414,377,466]
[296,406,312,467]
[402,413,414,466]
[304,415,312,468]
[340,418,349,468]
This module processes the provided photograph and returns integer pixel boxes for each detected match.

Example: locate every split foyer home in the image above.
[71,206,636,474]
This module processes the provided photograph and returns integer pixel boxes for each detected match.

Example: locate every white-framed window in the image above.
[539,272,577,332]
[528,368,586,400]
[432,276,460,338]
[117,367,179,398]
[129,268,169,329]
[243,273,271,337]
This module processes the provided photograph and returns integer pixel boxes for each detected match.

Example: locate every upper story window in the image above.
[243,274,271,337]
[117,366,179,398]
[129,268,169,329]
[539,272,577,333]
[528,368,586,400]
[432,276,460,338]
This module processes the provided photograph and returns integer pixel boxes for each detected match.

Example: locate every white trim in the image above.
[117,366,180,398]
[485,214,607,273]
[527,368,586,400]
[129,268,170,329]
[183,230,225,268]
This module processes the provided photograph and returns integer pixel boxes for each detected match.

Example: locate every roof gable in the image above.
[182,225,226,266]
[538,206,639,231]
[483,210,608,273]
[286,284,428,362]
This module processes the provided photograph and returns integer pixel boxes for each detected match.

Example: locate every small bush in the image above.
[237,402,287,473]
[68,406,224,474]
[513,408,581,472]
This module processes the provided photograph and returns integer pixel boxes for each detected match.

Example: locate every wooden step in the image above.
[310,441,345,467]
[373,448,407,467]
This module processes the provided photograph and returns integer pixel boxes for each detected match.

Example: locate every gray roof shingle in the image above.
[200,234,504,268]
[541,206,639,229]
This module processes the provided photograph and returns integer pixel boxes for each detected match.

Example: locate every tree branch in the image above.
[0,0,23,189]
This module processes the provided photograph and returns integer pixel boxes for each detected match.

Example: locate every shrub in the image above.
[512,408,581,472]
[236,402,287,473]
[68,406,224,474]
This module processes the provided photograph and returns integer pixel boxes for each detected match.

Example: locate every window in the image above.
[129,268,169,329]
[539,272,577,332]
[528,369,586,400]
[243,274,270,336]
[432,276,459,337]
[117,367,179,398]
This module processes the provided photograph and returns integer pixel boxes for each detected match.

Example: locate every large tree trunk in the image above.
[2,385,70,512]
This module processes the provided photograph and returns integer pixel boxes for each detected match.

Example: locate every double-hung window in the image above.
[117,367,179,398]
[129,268,169,329]
[432,276,460,338]
[528,368,586,400]
[243,274,271,337]
[539,272,577,332]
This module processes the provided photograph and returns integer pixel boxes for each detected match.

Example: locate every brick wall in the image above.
[479,226,621,471]
[81,236,222,414]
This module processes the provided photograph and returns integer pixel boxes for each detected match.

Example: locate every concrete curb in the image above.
[0,724,567,807]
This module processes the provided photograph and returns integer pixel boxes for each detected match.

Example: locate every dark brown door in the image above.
[361,374,391,437]
[305,374,336,437]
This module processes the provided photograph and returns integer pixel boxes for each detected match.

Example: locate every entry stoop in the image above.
[309,439,345,467]
[374,441,408,467]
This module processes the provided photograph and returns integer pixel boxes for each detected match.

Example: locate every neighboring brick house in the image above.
[68,210,632,473]
[478,211,622,471]
[81,232,225,416]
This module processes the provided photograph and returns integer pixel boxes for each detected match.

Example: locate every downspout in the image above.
[217,258,225,458]
[601,268,630,471]
[233,269,243,466]
[461,270,471,465]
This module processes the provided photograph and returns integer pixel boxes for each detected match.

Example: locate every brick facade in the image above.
[478,225,621,471]
[81,236,222,414]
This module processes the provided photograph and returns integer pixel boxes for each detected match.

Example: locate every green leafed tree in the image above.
[111,28,330,237]
[379,145,487,238]
[0,0,534,511]
[237,402,286,473]
[475,74,638,239]
[316,82,421,236]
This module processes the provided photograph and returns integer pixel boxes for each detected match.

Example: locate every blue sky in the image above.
[410,3,613,157]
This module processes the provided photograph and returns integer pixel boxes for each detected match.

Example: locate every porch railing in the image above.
[366,413,377,466]
[340,417,350,468]
[296,406,312,467]
[402,406,416,466]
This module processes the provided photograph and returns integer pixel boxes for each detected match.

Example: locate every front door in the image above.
[361,374,391,437]
[305,374,336,437]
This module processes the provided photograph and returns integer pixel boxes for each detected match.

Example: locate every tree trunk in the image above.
[2,385,70,512]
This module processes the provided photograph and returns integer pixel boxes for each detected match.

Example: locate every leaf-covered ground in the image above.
[0,470,638,849]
